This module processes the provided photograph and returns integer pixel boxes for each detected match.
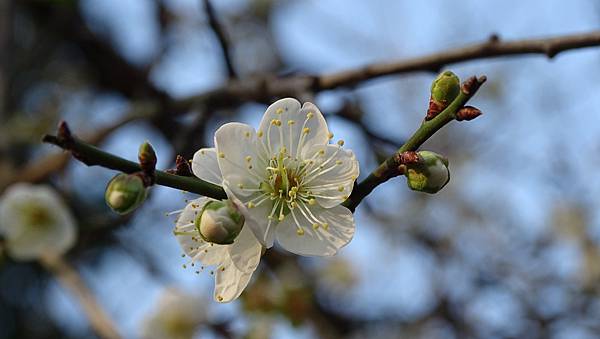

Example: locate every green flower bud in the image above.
[195,200,244,245]
[405,151,450,194]
[431,71,460,103]
[105,173,147,214]
[427,71,460,120]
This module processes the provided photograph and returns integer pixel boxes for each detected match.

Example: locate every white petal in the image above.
[224,184,276,248]
[257,98,329,159]
[302,144,359,208]
[191,148,222,185]
[174,198,227,266]
[227,225,262,273]
[215,123,267,198]
[276,205,355,256]
[214,256,255,303]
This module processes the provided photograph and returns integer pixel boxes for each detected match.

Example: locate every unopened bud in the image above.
[138,141,157,174]
[195,200,244,245]
[105,173,147,214]
[455,106,482,121]
[427,71,460,120]
[405,151,450,194]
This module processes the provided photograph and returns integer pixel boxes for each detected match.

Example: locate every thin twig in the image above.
[42,122,227,200]
[39,254,122,339]
[203,0,237,78]
[342,76,487,211]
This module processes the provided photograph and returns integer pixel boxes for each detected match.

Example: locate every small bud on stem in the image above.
[455,106,483,121]
[105,173,147,215]
[426,71,460,120]
[405,151,450,194]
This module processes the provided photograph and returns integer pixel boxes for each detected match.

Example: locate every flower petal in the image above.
[227,225,262,273]
[302,144,359,208]
[174,198,227,266]
[215,122,267,198]
[224,184,276,248]
[214,257,255,303]
[257,98,329,159]
[191,148,222,185]
[276,205,355,256]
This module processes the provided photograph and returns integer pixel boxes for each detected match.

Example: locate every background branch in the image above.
[39,254,121,339]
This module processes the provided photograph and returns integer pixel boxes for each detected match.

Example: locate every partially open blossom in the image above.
[174,197,262,302]
[405,151,450,194]
[105,173,147,215]
[0,183,76,261]
[140,288,207,339]
[192,98,359,257]
[197,200,244,245]
[174,153,262,302]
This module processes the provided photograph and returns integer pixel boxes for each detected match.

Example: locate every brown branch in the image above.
[178,31,600,111]
[202,0,237,79]
[40,254,121,339]
[316,31,600,89]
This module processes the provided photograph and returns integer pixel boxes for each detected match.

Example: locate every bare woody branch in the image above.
[203,0,237,79]
[178,31,600,110]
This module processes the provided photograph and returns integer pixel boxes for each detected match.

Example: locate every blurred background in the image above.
[2,0,600,338]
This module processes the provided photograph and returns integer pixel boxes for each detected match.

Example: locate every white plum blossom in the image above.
[173,196,262,302]
[0,183,76,261]
[192,98,359,256]
[140,287,207,339]
[174,153,262,302]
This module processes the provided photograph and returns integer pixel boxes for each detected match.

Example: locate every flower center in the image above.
[20,202,55,228]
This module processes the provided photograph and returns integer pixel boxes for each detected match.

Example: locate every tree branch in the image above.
[202,0,237,79]
[42,122,227,200]
[39,254,121,339]
[177,31,600,111]
[342,76,487,211]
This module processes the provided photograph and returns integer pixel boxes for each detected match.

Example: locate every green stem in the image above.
[342,76,486,211]
[43,135,227,200]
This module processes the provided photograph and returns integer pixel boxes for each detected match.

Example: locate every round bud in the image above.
[105,173,147,215]
[195,200,244,245]
[405,151,450,194]
[431,71,460,104]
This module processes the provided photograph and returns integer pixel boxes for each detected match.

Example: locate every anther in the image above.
[312,223,319,230]
[303,127,310,134]
[287,120,295,125]
[328,132,334,139]
[297,228,305,236]
[337,140,345,146]
[307,112,314,119]
[257,131,263,137]
[218,152,225,158]
[276,108,284,114]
